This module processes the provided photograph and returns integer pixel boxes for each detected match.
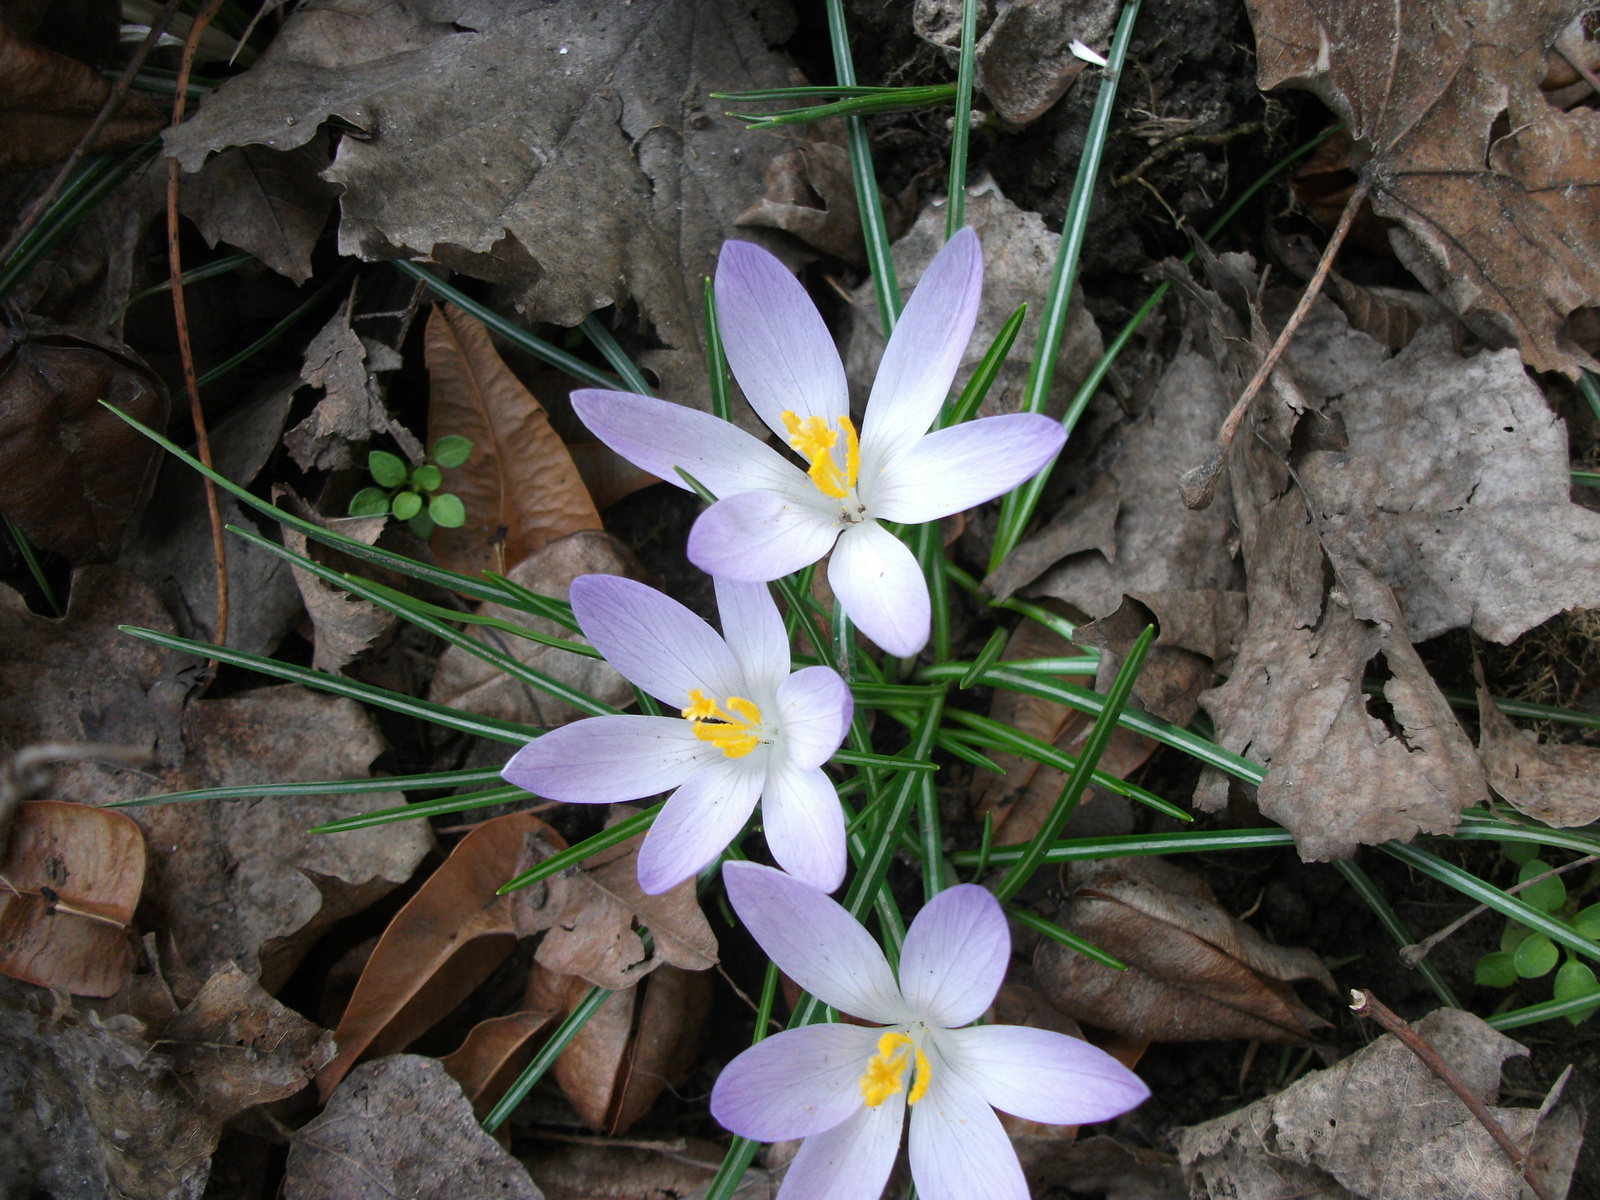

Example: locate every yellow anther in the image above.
[781,410,859,500]
[858,1031,930,1108]
[681,688,763,758]
[908,1045,931,1105]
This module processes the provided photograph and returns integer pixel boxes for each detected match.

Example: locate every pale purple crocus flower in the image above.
[570,229,1067,658]
[501,575,852,895]
[712,862,1149,1200]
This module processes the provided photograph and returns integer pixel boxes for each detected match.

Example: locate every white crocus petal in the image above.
[688,488,843,583]
[709,1023,880,1141]
[761,757,848,893]
[570,575,745,709]
[774,665,853,770]
[636,755,766,894]
[571,390,805,500]
[501,716,711,803]
[858,227,983,467]
[723,862,909,1024]
[776,1091,905,1200]
[937,1025,1151,1125]
[714,577,789,702]
[897,884,1011,1028]
[866,413,1067,525]
[715,240,850,440]
[827,520,931,658]
[907,1047,1030,1200]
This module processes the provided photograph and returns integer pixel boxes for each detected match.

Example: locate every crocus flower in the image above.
[501,575,852,894]
[570,229,1067,658]
[712,862,1149,1200]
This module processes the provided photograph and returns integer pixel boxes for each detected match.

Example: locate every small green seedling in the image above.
[1474,845,1600,1023]
[349,435,473,539]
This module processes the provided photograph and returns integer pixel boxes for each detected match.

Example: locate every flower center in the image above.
[782,410,859,501]
[858,1031,930,1108]
[681,689,764,758]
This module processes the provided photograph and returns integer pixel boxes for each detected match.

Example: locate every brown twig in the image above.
[1349,989,1556,1200]
[1556,44,1600,102]
[1179,176,1372,510]
[1400,854,1598,967]
[167,0,230,660]
[0,0,184,270]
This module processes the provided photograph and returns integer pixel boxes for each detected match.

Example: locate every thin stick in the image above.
[167,0,230,657]
[1349,989,1555,1200]
[1401,855,1597,967]
[0,0,183,269]
[1556,44,1600,101]
[1179,176,1371,510]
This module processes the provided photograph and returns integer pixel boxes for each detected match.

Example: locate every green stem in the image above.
[944,0,979,237]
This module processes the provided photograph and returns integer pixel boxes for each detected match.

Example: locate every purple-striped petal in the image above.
[866,414,1066,524]
[936,1024,1150,1125]
[715,577,789,702]
[775,665,852,770]
[572,390,805,499]
[776,1094,905,1200]
[710,1023,879,1141]
[907,1050,1028,1200]
[637,755,766,894]
[570,575,744,709]
[827,520,930,658]
[723,861,908,1024]
[858,228,983,467]
[688,490,841,583]
[898,884,1010,1028]
[714,240,849,442]
[501,716,710,802]
[762,757,847,893]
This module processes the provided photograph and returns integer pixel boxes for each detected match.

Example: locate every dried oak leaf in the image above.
[844,187,1102,423]
[1012,1136,1186,1200]
[1035,857,1337,1044]
[1245,0,1600,377]
[0,321,169,562]
[737,136,916,267]
[284,296,404,470]
[163,0,805,420]
[1473,656,1600,828]
[425,301,600,578]
[0,799,143,997]
[287,1055,542,1200]
[276,487,396,672]
[1177,1008,1583,1200]
[439,1008,558,1121]
[566,440,660,511]
[523,1136,723,1200]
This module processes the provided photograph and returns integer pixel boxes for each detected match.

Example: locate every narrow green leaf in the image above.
[111,250,256,323]
[482,984,610,1133]
[1005,905,1125,970]
[196,271,349,388]
[498,803,663,893]
[705,277,732,423]
[944,0,979,238]
[109,765,508,808]
[581,312,654,396]
[951,826,1297,867]
[1487,989,1600,1030]
[353,576,600,657]
[941,304,1027,428]
[1332,859,1461,1009]
[310,784,530,833]
[1,511,60,616]
[831,748,938,772]
[959,626,1010,689]
[727,84,957,128]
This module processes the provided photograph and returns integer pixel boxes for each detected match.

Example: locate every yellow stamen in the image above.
[858,1031,930,1107]
[681,688,763,758]
[781,410,860,500]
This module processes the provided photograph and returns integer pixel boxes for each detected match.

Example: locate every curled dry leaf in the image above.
[1034,857,1337,1045]
[526,959,714,1135]
[429,530,640,729]
[523,1136,723,1200]
[1012,1136,1187,1200]
[0,799,143,997]
[288,1055,542,1200]
[284,296,404,471]
[736,136,916,267]
[1073,592,1235,726]
[566,441,661,511]
[1177,1008,1583,1200]
[276,487,396,672]
[424,302,600,578]
[440,1008,558,1120]
[0,322,169,562]
[1473,657,1600,829]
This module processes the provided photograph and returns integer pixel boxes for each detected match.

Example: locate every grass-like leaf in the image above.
[725,84,956,128]
[944,0,979,238]
[310,784,532,833]
[581,312,654,395]
[108,765,508,808]
[1005,904,1126,970]
[2,512,60,616]
[940,303,1027,428]
[1332,859,1460,1008]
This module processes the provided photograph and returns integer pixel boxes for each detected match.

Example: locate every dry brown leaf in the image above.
[287,1055,542,1200]
[567,441,661,511]
[0,18,164,170]
[737,137,916,267]
[1073,593,1230,725]
[0,799,143,996]
[284,296,402,470]
[1012,1136,1186,1200]
[276,488,396,672]
[429,529,640,729]
[523,1137,724,1200]
[1246,0,1600,378]
[1177,1008,1583,1200]
[0,322,169,562]
[440,1008,558,1120]
[317,810,568,1100]
[425,302,601,577]
[982,473,1119,605]
[526,959,713,1135]
[1035,857,1336,1044]
[1473,657,1600,828]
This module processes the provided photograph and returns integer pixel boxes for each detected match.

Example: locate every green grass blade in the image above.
[310,784,531,833]
[952,826,1296,866]
[497,803,664,893]
[705,277,732,422]
[109,765,508,808]
[480,573,579,629]
[944,0,979,237]
[959,625,1009,689]
[1453,812,1600,857]
[195,270,350,387]
[1579,372,1600,427]
[1005,904,1125,970]
[713,86,919,99]
[353,576,599,657]
[581,313,653,395]
[1332,859,1460,1008]
[1571,469,1600,489]
[940,303,1027,428]
[922,656,1100,680]
[915,519,952,662]
[728,85,957,128]
[2,512,60,616]
[482,984,610,1133]
[831,748,937,772]
[1429,686,1600,731]
[112,250,256,323]
[917,765,944,900]
[1486,991,1600,1030]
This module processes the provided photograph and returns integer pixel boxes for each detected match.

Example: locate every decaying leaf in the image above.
[1473,657,1600,829]
[284,295,407,470]
[1012,1136,1186,1200]
[424,302,601,578]
[0,799,143,996]
[1177,1008,1583,1200]
[440,1008,558,1120]
[1074,593,1235,725]
[1245,0,1600,377]
[567,441,661,511]
[163,0,806,417]
[277,489,396,672]
[736,135,916,266]
[527,959,713,1135]
[1035,857,1337,1044]
[429,530,639,729]
[843,187,1102,422]
[914,0,1122,124]
[0,322,169,562]
[317,811,568,1099]
[287,1055,542,1200]
[982,473,1119,605]
[523,1137,723,1200]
